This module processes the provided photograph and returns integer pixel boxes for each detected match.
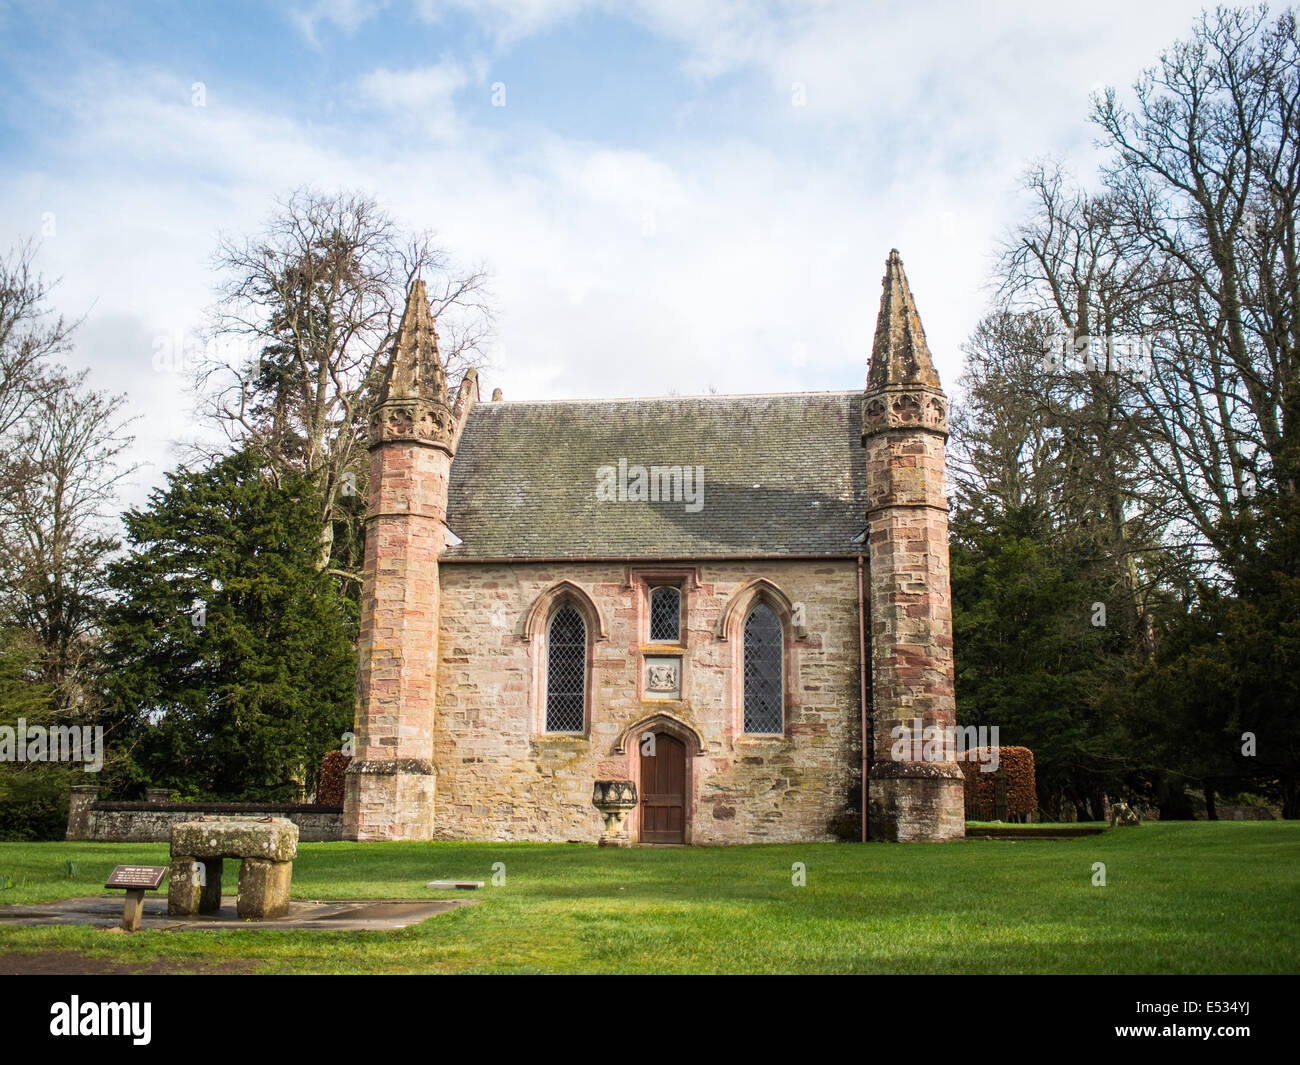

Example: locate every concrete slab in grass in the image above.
[0,895,477,932]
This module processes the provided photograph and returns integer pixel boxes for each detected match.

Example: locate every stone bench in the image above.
[167,818,298,920]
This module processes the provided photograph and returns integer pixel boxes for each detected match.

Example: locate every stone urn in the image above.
[592,780,638,847]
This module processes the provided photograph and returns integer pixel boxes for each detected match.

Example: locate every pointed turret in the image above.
[861,249,963,843]
[867,249,941,391]
[347,277,457,842]
[862,250,948,443]
[369,278,454,451]
[378,278,449,406]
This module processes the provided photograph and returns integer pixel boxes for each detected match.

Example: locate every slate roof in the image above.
[443,391,868,560]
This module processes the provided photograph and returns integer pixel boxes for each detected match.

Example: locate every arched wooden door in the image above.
[640,732,686,844]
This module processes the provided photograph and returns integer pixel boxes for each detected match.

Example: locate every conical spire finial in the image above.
[867,249,941,391]
[379,278,448,406]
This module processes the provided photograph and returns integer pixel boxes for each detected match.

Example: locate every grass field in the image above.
[0,822,1297,973]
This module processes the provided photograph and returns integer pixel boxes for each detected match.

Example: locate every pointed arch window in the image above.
[649,586,681,643]
[743,602,784,734]
[546,603,587,733]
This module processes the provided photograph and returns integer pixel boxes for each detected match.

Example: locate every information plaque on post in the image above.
[105,865,168,931]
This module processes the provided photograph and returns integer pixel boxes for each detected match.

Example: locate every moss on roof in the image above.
[443,391,866,559]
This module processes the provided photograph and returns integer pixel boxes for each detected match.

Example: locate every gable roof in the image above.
[443,390,867,560]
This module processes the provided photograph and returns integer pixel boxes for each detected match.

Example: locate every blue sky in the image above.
[0,0,1217,505]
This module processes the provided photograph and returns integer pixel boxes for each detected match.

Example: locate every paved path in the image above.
[0,895,477,932]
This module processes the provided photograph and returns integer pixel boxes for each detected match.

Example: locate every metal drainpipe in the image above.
[857,551,872,842]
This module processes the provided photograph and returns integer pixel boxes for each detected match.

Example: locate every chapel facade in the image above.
[342,250,965,844]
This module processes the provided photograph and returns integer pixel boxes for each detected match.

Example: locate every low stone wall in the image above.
[1211,805,1277,821]
[66,787,342,843]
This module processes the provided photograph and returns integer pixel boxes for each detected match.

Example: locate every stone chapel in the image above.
[342,250,965,845]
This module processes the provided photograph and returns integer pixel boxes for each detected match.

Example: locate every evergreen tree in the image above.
[951,502,1135,819]
[1133,423,1300,818]
[102,449,356,800]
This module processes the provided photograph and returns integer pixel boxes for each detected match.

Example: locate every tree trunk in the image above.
[317,519,334,573]
[1156,774,1195,820]
[1044,789,1061,822]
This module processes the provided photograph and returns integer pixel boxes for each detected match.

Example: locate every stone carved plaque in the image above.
[647,663,678,690]
[644,655,681,700]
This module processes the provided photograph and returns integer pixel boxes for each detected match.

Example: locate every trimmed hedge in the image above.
[959,746,1036,822]
[0,793,68,841]
[317,751,352,807]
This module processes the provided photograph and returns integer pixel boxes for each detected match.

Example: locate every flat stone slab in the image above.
[0,895,475,932]
[172,818,298,861]
[966,825,1110,839]
[426,880,483,890]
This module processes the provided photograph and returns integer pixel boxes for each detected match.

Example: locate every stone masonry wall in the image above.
[353,440,449,767]
[863,427,955,757]
[66,795,342,843]
[863,410,964,842]
[345,437,448,841]
[434,559,863,844]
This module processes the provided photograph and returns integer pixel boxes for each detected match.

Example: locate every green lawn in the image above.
[1,822,1297,973]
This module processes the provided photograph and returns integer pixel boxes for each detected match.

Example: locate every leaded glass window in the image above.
[743,603,783,734]
[546,603,586,732]
[649,586,681,643]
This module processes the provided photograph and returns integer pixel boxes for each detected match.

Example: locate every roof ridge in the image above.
[483,389,860,406]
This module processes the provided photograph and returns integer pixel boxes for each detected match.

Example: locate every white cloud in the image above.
[291,0,389,46]
[414,0,594,47]
[0,0,1223,510]
[357,60,472,139]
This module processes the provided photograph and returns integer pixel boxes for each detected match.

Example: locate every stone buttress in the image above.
[862,251,965,842]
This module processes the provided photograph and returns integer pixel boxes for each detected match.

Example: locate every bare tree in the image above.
[950,311,1066,516]
[992,4,1300,593]
[0,243,136,716]
[0,242,77,491]
[0,377,136,713]
[1090,6,1300,554]
[991,163,1169,646]
[198,188,493,574]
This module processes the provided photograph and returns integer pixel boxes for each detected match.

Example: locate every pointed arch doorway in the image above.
[639,732,686,844]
